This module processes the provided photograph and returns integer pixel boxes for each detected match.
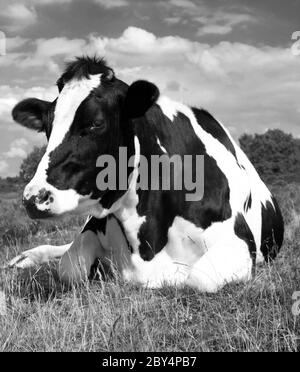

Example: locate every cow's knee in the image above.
[58,252,88,285]
[58,230,103,285]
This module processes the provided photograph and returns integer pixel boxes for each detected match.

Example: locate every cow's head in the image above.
[12,57,159,219]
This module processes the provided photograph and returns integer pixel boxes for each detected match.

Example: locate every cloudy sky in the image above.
[0,0,299,177]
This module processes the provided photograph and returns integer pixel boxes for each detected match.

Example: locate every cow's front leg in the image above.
[6,243,72,269]
[58,229,104,285]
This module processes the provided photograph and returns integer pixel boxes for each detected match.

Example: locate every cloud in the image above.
[196,12,256,36]
[93,0,129,8]
[1,26,300,144]
[6,37,30,52]
[0,37,87,75]
[0,159,9,174]
[0,85,57,132]
[2,26,299,138]
[164,16,181,24]
[165,0,256,36]
[0,3,37,31]
[4,138,29,159]
[0,0,74,32]
[85,27,300,137]
[0,97,18,116]
[169,0,197,9]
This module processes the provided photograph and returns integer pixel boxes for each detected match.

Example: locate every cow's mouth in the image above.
[23,195,55,220]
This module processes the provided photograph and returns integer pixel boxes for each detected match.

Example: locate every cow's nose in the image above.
[36,188,52,204]
[22,188,54,219]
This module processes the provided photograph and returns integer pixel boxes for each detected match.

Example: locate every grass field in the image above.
[0,184,299,352]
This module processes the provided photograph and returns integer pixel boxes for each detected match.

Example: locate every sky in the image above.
[0,0,299,177]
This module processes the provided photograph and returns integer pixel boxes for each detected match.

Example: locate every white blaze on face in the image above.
[24,74,102,216]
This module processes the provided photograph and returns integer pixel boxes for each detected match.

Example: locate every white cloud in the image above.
[165,0,256,36]
[0,36,87,74]
[93,0,129,8]
[0,97,18,116]
[1,3,37,31]
[4,138,29,159]
[34,37,87,58]
[84,27,300,136]
[1,26,300,140]
[0,159,9,174]
[30,0,73,4]
[1,3,36,21]
[0,85,57,131]
[196,12,256,36]
[0,0,74,32]
[6,37,30,52]
[169,0,197,9]
[197,24,233,36]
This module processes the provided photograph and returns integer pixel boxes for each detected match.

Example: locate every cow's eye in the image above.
[91,120,106,131]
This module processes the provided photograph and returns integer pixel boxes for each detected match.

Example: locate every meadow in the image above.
[0,184,299,352]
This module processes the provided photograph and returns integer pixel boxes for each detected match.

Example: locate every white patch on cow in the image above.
[156,137,168,154]
[187,229,252,292]
[157,96,177,121]
[123,251,185,287]
[207,115,274,262]
[8,243,72,269]
[121,216,206,288]
[49,74,102,152]
[114,136,146,252]
[120,215,251,292]
[24,74,102,216]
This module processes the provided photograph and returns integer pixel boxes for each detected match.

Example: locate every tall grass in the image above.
[0,184,299,352]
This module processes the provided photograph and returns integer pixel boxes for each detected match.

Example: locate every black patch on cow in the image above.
[234,213,256,273]
[244,192,252,212]
[192,108,240,165]
[261,197,284,262]
[82,216,107,235]
[124,80,160,119]
[82,215,132,255]
[133,107,232,261]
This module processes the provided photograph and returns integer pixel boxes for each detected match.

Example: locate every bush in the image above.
[239,130,300,184]
[19,146,46,183]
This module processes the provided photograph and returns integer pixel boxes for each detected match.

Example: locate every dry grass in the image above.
[0,185,299,352]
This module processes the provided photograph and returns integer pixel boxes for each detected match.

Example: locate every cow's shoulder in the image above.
[191,107,239,164]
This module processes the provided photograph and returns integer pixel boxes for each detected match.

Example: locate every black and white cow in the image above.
[8,56,284,292]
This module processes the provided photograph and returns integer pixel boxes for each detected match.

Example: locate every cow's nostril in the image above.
[37,189,52,204]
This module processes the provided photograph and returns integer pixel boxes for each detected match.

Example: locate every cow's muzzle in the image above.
[23,188,54,219]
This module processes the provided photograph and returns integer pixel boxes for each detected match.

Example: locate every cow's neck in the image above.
[113,111,173,253]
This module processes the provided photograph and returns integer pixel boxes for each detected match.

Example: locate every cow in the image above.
[7,56,284,292]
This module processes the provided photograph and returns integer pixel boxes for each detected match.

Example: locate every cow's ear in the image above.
[124,80,160,118]
[12,98,51,132]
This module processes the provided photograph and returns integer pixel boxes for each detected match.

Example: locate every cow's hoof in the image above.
[7,252,38,269]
